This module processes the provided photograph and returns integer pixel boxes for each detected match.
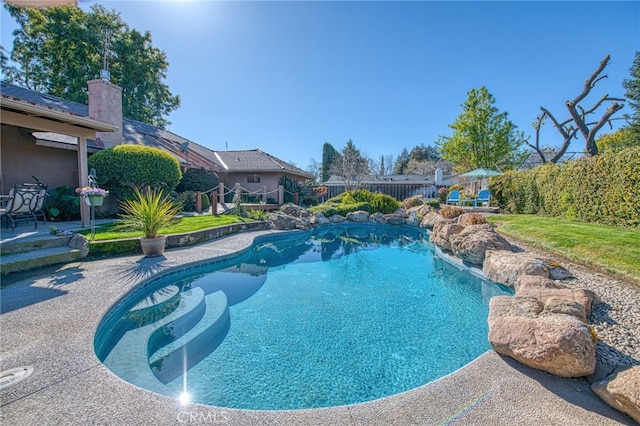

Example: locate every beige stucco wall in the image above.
[1,125,79,193]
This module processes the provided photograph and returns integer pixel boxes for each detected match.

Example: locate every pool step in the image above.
[150,291,230,384]
[102,287,207,394]
[125,285,182,328]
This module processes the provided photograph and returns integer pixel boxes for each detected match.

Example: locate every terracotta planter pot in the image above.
[139,236,167,257]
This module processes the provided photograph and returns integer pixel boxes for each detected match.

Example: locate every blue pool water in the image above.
[95,225,512,410]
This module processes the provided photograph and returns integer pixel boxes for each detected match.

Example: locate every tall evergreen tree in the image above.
[3,4,180,128]
[393,147,410,175]
[623,51,640,144]
[437,86,526,172]
[321,142,340,182]
[329,139,370,190]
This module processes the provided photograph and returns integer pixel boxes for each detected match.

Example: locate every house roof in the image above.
[0,82,118,136]
[325,174,453,186]
[214,149,313,179]
[1,83,309,178]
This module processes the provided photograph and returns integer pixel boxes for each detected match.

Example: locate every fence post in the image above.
[263,185,268,203]
[278,185,284,205]
[211,191,218,215]
[196,191,202,212]
[293,192,299,205]
[219,183,225,204]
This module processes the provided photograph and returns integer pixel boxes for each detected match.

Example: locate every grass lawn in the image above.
[79,214,250,241]
[486,214,640,283]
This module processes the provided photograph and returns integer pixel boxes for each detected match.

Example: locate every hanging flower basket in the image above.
[76,186,109,207]
[85,195,105,206]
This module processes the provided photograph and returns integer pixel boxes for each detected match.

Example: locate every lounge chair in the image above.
[446,189,461,205]
[473,189,491,207]
[0,183,48,232]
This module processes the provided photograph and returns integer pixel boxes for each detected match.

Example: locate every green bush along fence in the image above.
[490,146,640,228]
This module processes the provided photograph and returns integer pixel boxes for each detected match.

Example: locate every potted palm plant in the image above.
[117,187,181,257]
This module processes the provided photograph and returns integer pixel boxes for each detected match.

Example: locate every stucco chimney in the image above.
[88,78,122,148]
[435,167,443,186]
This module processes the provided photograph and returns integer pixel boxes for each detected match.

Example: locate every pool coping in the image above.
[0,228,633,425]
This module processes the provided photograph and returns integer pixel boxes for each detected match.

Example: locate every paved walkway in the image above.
[0,230,634,425]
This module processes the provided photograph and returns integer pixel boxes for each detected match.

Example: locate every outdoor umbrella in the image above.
[459,168,502,178]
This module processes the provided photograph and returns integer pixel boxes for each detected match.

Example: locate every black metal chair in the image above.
[0,183,48,232]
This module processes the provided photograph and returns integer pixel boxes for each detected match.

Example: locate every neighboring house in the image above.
[323,170,455,200]
[213,149,313,197]
[1,79,311,223]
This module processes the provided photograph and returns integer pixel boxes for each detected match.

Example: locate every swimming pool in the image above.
[95,224,512,410]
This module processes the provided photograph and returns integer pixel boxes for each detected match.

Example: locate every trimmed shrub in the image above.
[489,146,640,228]
[371,193,401,214]
[88,145,182,201]
[312,189,400,217]
[440,205,465,219]
[402,195,424,210]
[176,168,219,192]
[311,202,371,217]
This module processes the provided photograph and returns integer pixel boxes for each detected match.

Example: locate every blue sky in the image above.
[2,1,639,171]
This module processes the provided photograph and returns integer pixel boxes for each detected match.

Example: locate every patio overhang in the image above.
[1,95,119,227]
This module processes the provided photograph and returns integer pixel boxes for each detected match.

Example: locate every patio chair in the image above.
[0,183,48,232]
[446,189,461,205]
[473,189,491,207]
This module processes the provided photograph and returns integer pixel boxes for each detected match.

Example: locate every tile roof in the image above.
[1,82,310,178]
[214,149,313,178]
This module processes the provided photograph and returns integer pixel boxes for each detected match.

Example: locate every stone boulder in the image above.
[592,366,640,424]
[488,296,596,377]
[328,214,346,224]
[310,212,330,226]
[448,223,512,265]
[404,211,421,227]
[68,234,90,257]
[515,274,566,292]
[419,211,441,229]
[484,250,559,289]
[518,286,596,318]
[369,212,387,224]
[346,210,370,223]
[429,222,464,252]
[268,212,299,230]
[294,217,313,231]
[385,213,406,225]
[407,204,432,219]
[280,203,311,218]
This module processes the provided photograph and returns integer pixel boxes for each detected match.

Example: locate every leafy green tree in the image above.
[329,139,370,190]
[321,142,340,182]
[437,86,527,172]
[3,4,180,128]
[393,147,410,174]
[623,51,640,144]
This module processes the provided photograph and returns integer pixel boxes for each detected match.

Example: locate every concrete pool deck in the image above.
[0,230,634,425]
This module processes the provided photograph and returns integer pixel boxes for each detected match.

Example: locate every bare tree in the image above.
[527,55,625,163]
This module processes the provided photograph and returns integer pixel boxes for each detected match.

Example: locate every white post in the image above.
[78,136,90,227]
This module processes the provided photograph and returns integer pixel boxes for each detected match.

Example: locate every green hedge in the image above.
[490,146,640,228]
[88,145,182,201]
